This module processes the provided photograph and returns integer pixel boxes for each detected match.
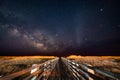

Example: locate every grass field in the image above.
[0,56,55,76]
[69,56,120,75]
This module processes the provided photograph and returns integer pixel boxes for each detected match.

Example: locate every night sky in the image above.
[0,0,120,56]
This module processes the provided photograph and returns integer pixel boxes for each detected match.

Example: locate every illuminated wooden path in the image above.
[0,58,119,80]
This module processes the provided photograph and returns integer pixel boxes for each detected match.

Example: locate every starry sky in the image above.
[0,0,120,56]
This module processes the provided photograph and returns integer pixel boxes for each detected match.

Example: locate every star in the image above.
[100,8,103,12]
[55,34,58,37]
[85,37,88,41]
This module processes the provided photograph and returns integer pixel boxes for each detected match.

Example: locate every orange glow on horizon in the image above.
[67,55,82,59]
[0,56,57,59]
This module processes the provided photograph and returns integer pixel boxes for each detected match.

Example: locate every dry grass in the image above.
[74,56,120,74]
[0,56,54,76]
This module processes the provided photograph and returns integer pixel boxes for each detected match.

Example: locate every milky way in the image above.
[0,0,120,56]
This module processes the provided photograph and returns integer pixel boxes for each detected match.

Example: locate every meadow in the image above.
[0,56,55,76]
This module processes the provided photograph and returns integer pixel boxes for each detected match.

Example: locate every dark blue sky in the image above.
[0,0,120,56]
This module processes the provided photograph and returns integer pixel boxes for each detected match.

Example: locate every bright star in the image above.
[100,8,103,12]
